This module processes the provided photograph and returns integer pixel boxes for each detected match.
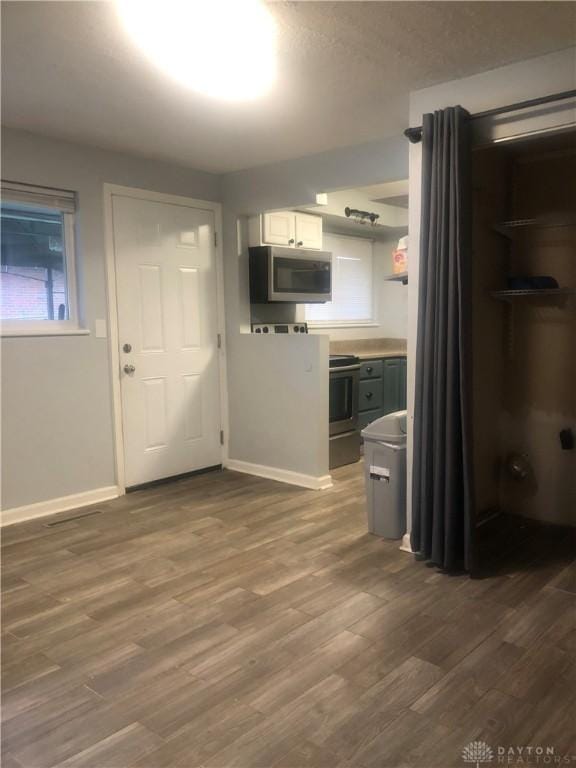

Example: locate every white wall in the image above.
[1,128,220,511]
[406,47,576,539]
[221,136,408,480]
[227,334,329,484]
[224,136,409,216]
[374,238,408,340]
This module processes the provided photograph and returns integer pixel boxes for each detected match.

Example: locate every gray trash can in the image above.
[361,410,407,539]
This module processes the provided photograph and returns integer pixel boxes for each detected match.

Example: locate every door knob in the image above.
[297,241,303,247]
[123,343,132,353]
[123,364,136,374]
[288,238,295,245]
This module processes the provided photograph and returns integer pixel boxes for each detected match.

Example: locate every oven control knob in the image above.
[300,326,306,333]
[263,326,269,333]
[294,326,299,332]
[255,327,261,333]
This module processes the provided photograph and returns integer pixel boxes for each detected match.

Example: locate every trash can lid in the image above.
[362,410,407,442]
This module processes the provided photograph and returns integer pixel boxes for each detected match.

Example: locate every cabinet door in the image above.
[295,213,323,250]
[382,358,402,415]
[359,379,383,413]
[399,357,407,410]
[262,212,296,246]
[358,408,382,431]
[360,360,383,380]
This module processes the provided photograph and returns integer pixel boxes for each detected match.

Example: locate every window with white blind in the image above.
[305,233,374,326]
[1,181,82,336]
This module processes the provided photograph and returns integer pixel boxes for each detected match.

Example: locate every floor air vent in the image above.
[44,510,103,527]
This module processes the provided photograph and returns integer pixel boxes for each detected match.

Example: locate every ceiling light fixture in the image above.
[116,0,277,101]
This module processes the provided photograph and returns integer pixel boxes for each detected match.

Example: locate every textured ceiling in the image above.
[2,2,575,173]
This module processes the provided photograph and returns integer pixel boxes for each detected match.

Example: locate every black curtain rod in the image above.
[404,89,576,144]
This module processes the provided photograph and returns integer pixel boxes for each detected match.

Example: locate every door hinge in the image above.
[214,232,218,247]
[217,333,222,349]
[219,430,225,446]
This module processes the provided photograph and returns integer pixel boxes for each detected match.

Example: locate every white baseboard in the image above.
[225,459,333,491]
[1,486,122,527]
[399,532,415,553]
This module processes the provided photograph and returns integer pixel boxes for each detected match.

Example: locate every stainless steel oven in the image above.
[249,246,332,303]
[329,355,360,468]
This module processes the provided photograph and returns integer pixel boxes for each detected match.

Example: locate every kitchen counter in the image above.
[329,338,407,360]
[354,350,407,360]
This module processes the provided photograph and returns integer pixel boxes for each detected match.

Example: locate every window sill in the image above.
[1,327,91,338]
[307,321,380,330]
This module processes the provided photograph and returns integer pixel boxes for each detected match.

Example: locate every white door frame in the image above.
[103,183,228,493]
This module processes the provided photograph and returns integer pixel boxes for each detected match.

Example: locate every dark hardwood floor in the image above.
[2,463,575,768]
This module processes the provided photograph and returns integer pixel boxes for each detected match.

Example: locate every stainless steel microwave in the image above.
[249,246,332,303]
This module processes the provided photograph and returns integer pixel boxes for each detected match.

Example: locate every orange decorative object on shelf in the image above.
[392,235,408,274]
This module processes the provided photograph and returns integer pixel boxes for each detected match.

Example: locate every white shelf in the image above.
[383,272,408,284]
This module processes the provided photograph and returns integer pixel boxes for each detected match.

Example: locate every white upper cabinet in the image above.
[249,211,323,250]
[294,212,323,249]
[262,210,296,246]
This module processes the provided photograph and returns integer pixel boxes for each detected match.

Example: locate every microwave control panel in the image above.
[251,323,308,335]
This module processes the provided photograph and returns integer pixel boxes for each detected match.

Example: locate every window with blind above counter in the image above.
[305,233,374,327]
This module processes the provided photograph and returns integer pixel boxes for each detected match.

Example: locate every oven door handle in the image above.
[329,364,360,372]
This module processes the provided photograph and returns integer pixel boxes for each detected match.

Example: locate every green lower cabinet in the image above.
[358,408,382,431]
[358,356,407,432]
[359,379,383,412]
[399,357,407,410]
[382,357,404,415]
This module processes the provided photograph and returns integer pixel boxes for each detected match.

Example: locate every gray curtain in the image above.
[411,106,476,573]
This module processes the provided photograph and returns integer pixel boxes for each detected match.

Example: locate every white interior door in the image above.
[112,193,222,488]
